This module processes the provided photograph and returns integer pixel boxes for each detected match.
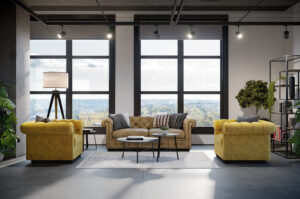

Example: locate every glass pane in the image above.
[141,94,177,116]
[141,40,177,55]
[184,40,220,56]
[30,94,66,121]
[72,94,109,127]
[184,94,220,127]
[73,59,109,91]
[30,40,66,55]
[73,40,109,56]
[184,59,220,91]
[30,59,66,91]
[141,59,177,91]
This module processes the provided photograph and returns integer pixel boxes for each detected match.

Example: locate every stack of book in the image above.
[273,125,287,142]
[126,136,144,140]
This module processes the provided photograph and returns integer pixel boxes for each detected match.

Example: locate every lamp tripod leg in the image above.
[57,94,65,119]
[47,94,55,118]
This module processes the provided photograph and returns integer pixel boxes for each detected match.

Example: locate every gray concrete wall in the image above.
[0,1,30,157]
[16,6,30,157]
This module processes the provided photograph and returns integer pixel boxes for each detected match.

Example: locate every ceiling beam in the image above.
[30,6,291,12]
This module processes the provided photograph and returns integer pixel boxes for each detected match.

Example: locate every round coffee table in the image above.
[117,137,159,163]
[152,132,180,162]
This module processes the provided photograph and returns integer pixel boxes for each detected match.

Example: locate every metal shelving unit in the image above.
[269,55,300,159]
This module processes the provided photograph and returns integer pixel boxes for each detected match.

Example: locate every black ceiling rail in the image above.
[44,21,300,26]
[169,0,178,25]
[10,0,47,25]
[95,0,110,25]
[175,0,185,25]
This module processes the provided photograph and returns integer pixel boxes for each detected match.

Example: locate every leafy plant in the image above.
[160,126,170,130]
[268,81,276,120]
[275,75,286,81]
[289,101,300,157]
[236,80,268,115]
[0,84,20,158]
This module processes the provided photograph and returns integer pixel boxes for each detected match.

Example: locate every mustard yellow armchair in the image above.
[20,119,83,161]
[213,119,276,161]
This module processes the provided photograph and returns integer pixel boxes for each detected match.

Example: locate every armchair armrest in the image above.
[54,119,83,135]
[223,121,276,135]
[20,122,74,135]
[101,118,113,139]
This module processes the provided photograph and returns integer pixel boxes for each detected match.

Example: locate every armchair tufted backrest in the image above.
[129,116,154,129]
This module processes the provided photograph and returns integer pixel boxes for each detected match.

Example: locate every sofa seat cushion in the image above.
[149,128,185,139]
[113,128,149,138]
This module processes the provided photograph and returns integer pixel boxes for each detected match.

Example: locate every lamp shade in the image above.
[43,72,69,89]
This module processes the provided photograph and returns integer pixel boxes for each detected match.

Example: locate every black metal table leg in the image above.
[85,133,88,150]
[174,136,179,160]
[136,143,139,163]
[157,137,161,162]
[122,143,125,158]
[152,142,155,158]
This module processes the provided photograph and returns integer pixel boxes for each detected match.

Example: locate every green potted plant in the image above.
[289,101,300,157]
[236,80,268,115]
[268,81,276,121]
[160,126,170,135]
[0,83,20,161]
[275,75,286,86]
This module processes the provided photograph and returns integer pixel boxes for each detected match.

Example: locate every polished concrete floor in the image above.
[1,145,300,199]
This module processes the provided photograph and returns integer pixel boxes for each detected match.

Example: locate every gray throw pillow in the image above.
[237,116,259,123]
[36,115,52,123]
[169,113,188,129]
[109,114,129,131]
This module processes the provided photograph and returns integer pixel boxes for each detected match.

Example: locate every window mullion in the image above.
[66,40,72,119]
[178,40,184,113]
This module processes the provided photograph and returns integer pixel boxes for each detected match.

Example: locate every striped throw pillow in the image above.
[153,114,171,128]
[169,113,188,129]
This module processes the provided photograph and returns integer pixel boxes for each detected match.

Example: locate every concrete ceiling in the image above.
[23,0,300,11]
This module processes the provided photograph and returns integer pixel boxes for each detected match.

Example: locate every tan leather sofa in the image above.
[101,116,196,150]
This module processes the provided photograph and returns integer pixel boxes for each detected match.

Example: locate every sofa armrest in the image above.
[213,119,237,135]
[54,119,83,135]
[101,118,113,139]
[183,118,196,137]
[20,122,74,135]
[223,121,276,135]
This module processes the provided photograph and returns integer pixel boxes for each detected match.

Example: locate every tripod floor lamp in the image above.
[43,72,69,119]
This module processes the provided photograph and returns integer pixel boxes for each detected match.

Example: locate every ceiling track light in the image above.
[187,25,195,39]
[284,25,289,39]
[57,25,66,39]
[153,25,160,39]
[235,25,243,39]
[106,26,113,39]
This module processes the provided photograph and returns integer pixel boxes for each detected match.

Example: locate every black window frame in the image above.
[134,16,228,134]
[29,28,115,133]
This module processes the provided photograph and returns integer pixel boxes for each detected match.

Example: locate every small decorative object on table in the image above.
[160,126,169,135]
[127,136,144,140]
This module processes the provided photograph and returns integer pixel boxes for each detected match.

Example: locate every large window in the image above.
[30,39,115,127]
[135,27,228,134]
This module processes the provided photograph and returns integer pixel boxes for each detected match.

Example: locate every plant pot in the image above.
[277,79,286,86]
[162,130,168,135]
[0,152,4,162]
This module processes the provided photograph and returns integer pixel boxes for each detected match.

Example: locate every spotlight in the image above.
[106,33,112,39]
[284,26,289,39]
[57,25,66,39]
[235,26,243,39]
[187,25,195,39]
[153,25,160,39]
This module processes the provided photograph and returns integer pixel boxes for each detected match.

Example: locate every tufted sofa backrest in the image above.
[129,116,154,129]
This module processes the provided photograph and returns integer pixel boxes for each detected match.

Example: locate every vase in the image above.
[0,152,4,161]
